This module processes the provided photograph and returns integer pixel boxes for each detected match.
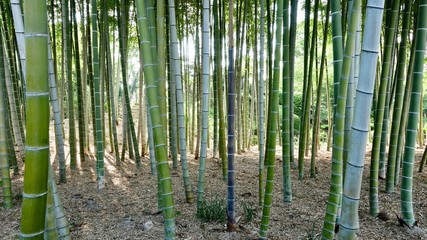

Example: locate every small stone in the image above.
[143,220,154,231]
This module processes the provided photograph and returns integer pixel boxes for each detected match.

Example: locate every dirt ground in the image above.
[1,128,427,239]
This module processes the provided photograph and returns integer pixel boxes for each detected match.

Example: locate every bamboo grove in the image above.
[0,0,426,239]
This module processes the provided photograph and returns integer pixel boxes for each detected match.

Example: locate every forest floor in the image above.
[1,123,427,239]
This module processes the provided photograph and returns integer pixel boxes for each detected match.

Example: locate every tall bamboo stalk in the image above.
[20,1,49,238]
[0,29,12,209]
[386,0,412,193]
[258,0,266,206]
[136,1,176,238]
[322,0,360,238]
[259,0,283,238]
[168,0,194,204]
[282,0,292,202]
[92,0,105,189]
[370,0,401,217]
[339,1,384,238]
[197,0,211,213]
[400,0,427,226]
[227,0,237,232]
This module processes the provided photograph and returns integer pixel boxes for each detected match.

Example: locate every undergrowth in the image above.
[197,197,226,223]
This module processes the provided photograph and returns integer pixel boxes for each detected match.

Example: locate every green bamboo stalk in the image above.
[418,145,427,172]
[339,1,384,238]
[370,0,400,217]
[342,0,357,172]
[86,0,97,156]
[63,0,77,170]
[92,0,105,189]
[48,35,67,184]
[0,30,13,209]
[311,0,330,178]
[259,0,283,238]
[213,0,219,159]
[103,0,120,166]
[20,1,49,238]
[197,0,211,213]
[164,2,178,170]
[282,0,292,202]
[386,0,412,193]
[394,18,416,187]
[306,0,321,178]
[2,64,18,175]
[45,162,58,240]
[157,0,169,160]
[258,0,266,206]
[168,0,194,204]
[297,0,312,180]
[322,0,360,238]
[10,0,26,83]
[400,0,427,226]
[49,162,70,239]
[1,2,25,162]
[212,0,221,158]
[10,2,27,144]
[71,0,86,164]
[330,0,343,116]
[135,2,176,238]
[217,0,227,180]
[118,1,141,169]
[146,97,157,176]
[289,0,298,166]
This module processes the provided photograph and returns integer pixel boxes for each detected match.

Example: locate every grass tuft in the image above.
[240,201,256,223]
[197,197,226,223]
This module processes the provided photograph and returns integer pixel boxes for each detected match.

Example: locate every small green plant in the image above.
[240,201,256,223]
[302,223,320,240]
[197,197,226,223]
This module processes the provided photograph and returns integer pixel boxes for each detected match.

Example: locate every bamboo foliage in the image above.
[20,1,50,238]
[339,1,384,238]
[400,0,427,227]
